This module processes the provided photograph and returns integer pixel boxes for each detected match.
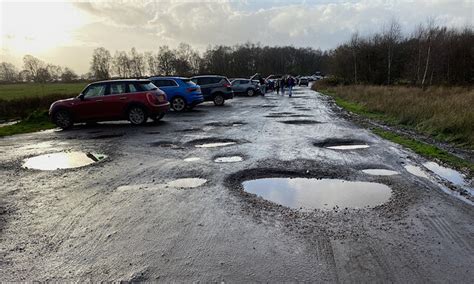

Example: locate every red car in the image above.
[49,79,170,129]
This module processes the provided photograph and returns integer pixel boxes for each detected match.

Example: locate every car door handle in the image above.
[96,99,103,102]
[119,97,127,100]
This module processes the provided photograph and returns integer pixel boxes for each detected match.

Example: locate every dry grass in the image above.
[313,84,474,148]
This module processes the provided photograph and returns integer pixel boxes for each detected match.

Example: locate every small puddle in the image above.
[242,178,392,210]
[327,145,370,150]
[23,151,107,171]
[404,165,429,179]
[196,142,236,148]
[423,162,472,193]
[279,120,321,125]
[184,157,201,162]
[362,169,399,176]
[214,156,243,163]
[166,178,207,188]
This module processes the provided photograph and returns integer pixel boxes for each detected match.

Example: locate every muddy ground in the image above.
[0,87,473,282]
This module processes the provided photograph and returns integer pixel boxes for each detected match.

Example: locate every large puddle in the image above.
[242,178,392,210]
[314,138,370,150]
[423,162,473,194]
[23,151,107,171]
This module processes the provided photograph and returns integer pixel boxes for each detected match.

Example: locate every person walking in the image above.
[259,77,266,96]
[275,79,280,95]
[281,76,286,95]
[288,76,294,97]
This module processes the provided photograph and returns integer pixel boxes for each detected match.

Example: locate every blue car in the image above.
[149,77,204,112]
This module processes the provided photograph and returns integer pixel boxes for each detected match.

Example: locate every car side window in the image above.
[152,80,164,87]
[83,84,106,98]
[242,80,249,84]
[198,78,210,85]
[210,77,222,84]
[109,83,127,95]
[128,83,138,93]
[232,80,240,85]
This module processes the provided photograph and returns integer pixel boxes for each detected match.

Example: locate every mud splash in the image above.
[242,177,392,210]
[23,151,107,171]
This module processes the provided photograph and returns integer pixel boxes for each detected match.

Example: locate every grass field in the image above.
[0,82,86,100]
[313,84,474,149]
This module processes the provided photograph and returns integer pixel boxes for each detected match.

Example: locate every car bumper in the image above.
[149,102,170,115]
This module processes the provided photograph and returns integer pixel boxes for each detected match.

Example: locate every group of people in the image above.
[259,76,296,97]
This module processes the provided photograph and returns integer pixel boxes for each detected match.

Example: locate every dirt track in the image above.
[1,87,473,282]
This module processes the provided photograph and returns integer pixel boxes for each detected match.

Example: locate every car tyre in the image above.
[171,97,187,112]
[128,106,148,125]
[213,94,225,106]
[152,113,165,122]
[246,88,255,97]
[53,109,73,129]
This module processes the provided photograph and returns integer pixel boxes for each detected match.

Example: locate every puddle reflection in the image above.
[243,178,392,210]
[23,151,106,171]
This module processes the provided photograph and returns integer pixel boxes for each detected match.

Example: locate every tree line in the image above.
[1,20,472,86]
[330,20,473,86]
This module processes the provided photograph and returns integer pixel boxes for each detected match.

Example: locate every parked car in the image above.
[231,78,260,96]
[149,76,203,112]
[299,77,309,86]
[49,79,169,129]
[190,75,234,106]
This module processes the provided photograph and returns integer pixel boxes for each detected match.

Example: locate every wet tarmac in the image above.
[1,86,473,282]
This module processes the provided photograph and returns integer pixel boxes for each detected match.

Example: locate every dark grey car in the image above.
[231,78,260,97]
[190,75,234,106]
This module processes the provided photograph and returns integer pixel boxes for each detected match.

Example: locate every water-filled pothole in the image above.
[206,121,246,127]
[23,151,107,170]
[422,162,473,194]
[188,138,240,148]
[362,169,399,176]
[242,178,392,210]
[313,138,370,150]
[91,133,124,139]
[279,120,321,125]
[404,165,429,178]
[214,156,243,163]
[166,178,207,188]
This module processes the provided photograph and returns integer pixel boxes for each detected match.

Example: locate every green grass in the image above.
[318,88,474,174]
[0,111,55,137]
[315,84,474,149]
[372,128,474,174]
[0,82,85,100]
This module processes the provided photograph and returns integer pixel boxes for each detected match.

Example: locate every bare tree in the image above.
[157,46,176,75]
[383,19,402,85]
[90,47,112,80]
[421,19,435,88]
[61,67,78,82]
[350,32,360,84]
[0,62,18,83]
[129,48,145,77]
[23,55,45,82]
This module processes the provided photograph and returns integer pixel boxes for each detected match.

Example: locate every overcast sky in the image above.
[1,0,472,73]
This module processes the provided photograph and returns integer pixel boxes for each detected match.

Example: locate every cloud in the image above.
[2,0,472,73]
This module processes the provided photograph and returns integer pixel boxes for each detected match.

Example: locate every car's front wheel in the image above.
[128,106,147,125]
[213,94,225,106]
[247,89,255,97]
[171,97,187,112]
[53,109,73,129]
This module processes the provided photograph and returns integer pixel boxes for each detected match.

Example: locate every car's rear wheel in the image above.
[128,106,147,125]
[53,109,73,129]
[213,94,225,106]
[247,89,255,97]
[171,97,187,112]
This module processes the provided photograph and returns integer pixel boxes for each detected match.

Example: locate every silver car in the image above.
[231,78,260,97]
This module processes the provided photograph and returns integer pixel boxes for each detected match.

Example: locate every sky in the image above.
[1,0,473,74]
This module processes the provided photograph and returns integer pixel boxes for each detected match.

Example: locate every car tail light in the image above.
[187,87,197,92]
[223,83,231,88]
[146,92,166,105]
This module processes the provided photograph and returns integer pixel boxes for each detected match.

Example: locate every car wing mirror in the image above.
[78,93,85,100]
